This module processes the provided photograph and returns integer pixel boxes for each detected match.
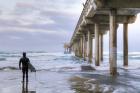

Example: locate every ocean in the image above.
[0,51,140,93]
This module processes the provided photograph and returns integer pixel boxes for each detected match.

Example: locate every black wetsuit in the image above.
[19,57,30,82]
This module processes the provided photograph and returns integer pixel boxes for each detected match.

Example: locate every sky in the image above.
[103,14,140,52]
[0,0,85,52]
[0,0,140,52]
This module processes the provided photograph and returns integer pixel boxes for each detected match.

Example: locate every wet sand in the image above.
[0,52,140,93]
[1,66,140,93]
[0,70,75,93]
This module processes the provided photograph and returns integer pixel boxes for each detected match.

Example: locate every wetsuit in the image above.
[19,57,30,82]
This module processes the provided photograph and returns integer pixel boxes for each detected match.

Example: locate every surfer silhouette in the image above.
[19,52,30,82]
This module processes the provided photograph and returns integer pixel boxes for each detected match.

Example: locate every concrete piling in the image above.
[69,0,139,76]
[99,33,103,62]
[109,9,117,75]
[95,24,100,66]
[88,30,93,63]
[123,23,128,66]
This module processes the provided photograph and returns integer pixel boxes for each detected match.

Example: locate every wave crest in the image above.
[0,66,19,71]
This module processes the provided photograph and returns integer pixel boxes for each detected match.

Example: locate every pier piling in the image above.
[123,23,128,66]
[88,30,93,63]
[69,0,139,76]
[109,9,117,75]
[95,24,100,66]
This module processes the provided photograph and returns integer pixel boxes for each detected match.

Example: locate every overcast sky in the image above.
[0,0,86,52]
[0,0,140,52]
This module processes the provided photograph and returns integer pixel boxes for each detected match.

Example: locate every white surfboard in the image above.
[28,62,36,72]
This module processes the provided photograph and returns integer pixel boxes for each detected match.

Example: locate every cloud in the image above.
[17,11,55,26]
[0,25,71,38]
[0,0,85,28]
[0,0,83,40]
[1,13,53,27]
[0,0,85,51]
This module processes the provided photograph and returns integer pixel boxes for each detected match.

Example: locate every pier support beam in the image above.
[76,42,79,57]
[88,30,93,63]
[83,34,87,60]
[74,43,77,56]
[95,24,100,66]
[80,37,84,58]
[109,9,117,75]
[78,41,82,57]
[123,23,128,66]
[75,43,78,57]
[99,33,103,62]
[79,38,83,58]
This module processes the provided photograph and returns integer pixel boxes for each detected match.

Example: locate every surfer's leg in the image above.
[26,69,28,82]
[22,69,25,82]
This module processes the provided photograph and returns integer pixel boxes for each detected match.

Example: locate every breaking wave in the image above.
[0,66,19,71]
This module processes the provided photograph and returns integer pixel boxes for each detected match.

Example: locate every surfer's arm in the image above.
[19,59,22,70]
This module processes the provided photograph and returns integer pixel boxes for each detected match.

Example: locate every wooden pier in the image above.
[69,0,140,76]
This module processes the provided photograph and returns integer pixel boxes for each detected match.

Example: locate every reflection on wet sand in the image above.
[69,76,90,93]
[69,76,114,93]
[22,82,36,93]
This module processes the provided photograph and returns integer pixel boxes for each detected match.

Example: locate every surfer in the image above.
[19,52,30,82]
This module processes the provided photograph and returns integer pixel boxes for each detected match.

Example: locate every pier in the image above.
[69,0,140,75]
[64,43,71,54]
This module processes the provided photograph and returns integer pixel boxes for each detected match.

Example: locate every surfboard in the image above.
[28,62,36,72]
